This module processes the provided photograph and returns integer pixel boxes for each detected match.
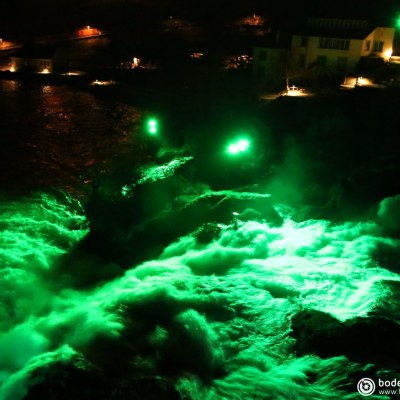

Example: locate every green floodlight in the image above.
[237,139,249,151]
[227,138,250,155]
[146,118,159,135]
[228,143,240,154]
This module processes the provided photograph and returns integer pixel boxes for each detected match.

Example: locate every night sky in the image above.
[1,0,398,40]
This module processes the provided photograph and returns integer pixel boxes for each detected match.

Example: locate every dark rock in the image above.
[291,310,400,369]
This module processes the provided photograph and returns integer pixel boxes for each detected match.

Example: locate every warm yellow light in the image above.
[41,68,50,74]
[384,49,392,59]
[92,79,115,86]
[287,85,302,96]
[284,85,313,97]
[10,66,15,72]
[86,25,90,29]
[132,57,140,67]
[190,52,204,59]
[356,77,373,86]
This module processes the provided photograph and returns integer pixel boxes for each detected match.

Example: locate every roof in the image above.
[11,44,57,60]
[294,17,372,40]
[301,28,371,40]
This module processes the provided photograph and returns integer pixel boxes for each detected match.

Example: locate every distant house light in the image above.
[190,52,204,59]
[132,57,140,68]
[10,66,15,72]
[287,85,304,96]
[63,71,82,76]
[284,85,313,97]
[355,77,374,86]
[41,68,50,74]
[77,26,101,37]
[237,14,265,26]
[92,79,116,86]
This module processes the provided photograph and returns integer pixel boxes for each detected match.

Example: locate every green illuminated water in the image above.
[0,184,399,399]
[1,81,400,399]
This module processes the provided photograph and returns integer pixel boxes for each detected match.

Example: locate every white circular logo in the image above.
[357,378,376,396]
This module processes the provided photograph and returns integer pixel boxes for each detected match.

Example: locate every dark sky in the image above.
[3,0,398,17]
[1,0,398,40]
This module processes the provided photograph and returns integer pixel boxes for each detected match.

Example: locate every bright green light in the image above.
[228,143,240,154]
[237,139,249,151]
[227,138,250,155]
[147,118,158,135]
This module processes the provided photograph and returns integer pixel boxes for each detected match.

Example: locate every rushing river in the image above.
[1,78,400,400]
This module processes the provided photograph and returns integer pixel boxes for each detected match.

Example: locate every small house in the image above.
[10,44,68,73]
[75,26,102,39]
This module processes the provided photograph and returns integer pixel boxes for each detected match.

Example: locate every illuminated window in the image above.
[364,40,371,51]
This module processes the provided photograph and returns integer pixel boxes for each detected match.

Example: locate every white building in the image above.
[291,18,394,75]
[254,18,395,85]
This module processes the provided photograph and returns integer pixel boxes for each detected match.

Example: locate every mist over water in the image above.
[1,80,400,399]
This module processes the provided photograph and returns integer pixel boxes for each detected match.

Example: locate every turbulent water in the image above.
[1,80,400,400]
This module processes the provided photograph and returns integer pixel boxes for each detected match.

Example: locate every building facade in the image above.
[253,30,291,87]
[291,18,394,75]
[10,45,68,73]
[253,18,395,86]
